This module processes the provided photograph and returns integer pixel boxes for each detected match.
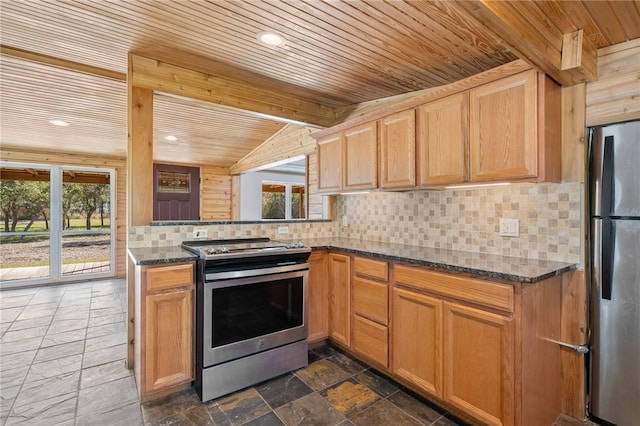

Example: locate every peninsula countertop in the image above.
[128,246,198,266]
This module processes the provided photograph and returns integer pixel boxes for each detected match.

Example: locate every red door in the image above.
[153,164,200,220]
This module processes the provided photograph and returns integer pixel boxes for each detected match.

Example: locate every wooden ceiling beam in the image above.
[129,53,337,128]
[457,1,597,86]
[0,45,126,81]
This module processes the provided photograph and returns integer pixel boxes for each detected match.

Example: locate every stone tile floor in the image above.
[0,279,600,426]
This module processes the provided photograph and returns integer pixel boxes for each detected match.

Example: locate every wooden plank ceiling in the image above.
[1,1,638,168]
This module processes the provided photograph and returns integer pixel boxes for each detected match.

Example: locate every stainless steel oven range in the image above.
[182,238,311,402]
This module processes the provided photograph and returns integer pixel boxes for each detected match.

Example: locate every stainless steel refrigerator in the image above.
[589,120,640,426]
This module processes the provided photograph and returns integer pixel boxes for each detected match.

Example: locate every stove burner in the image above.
[206,246,229,255]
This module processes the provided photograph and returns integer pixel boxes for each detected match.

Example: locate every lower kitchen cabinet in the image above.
[320,252,563,426]
[328,253,351,347]
[308,251,329,343]
[391,288,442,397]
[135,262,194,402]
[392,263,561,426]
[443,301,514,426]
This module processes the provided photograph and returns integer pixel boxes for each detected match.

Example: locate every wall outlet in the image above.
[341,215,348,227]
[277,226,289,235]
[193,228,208,239]
[499,218,519,237]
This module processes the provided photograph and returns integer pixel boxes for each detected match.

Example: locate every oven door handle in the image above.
[205,263,309,285]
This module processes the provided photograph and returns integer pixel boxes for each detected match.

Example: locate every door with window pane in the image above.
[0,163,114,287]
[61,169,112,277]
[0,166,51,282]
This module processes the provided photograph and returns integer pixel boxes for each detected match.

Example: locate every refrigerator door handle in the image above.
[601,218,614,300]
[589,127,603,217]
[601,135,615,217]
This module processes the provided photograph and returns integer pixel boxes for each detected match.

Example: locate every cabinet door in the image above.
[144,288,193,393]
[317,133,343,193]
[469,70,538,182]
[308,251,329,343]
[344,122,377,190]
[379,110,416,189]
[391,288,442,397]
[328,253,351,347]
[443,302,514,426]
[353,315,388,368]
[417,93,468,186]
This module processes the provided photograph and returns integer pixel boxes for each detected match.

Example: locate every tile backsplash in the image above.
[129,182,583,264]
[127,221,335,249]
[336,182,583,264]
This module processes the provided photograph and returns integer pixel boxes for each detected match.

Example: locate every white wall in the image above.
[239,171,305,220]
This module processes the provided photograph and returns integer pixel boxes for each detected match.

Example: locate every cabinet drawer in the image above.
[354,257,388,281]
[145,263,194,293]
[394,265,513,312]
[353,315,388,368]
[353,277,388,325]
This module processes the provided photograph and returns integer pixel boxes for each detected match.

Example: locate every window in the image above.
[291,185,306,219]
[0,162,115,287]
[262,182,306,220]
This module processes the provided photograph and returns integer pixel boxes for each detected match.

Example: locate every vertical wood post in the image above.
[127,63,154,226]
[126,55,154,369]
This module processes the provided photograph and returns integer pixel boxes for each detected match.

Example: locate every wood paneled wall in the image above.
[200,165,232,220]
[561,84,587,183]
[307,152,325,220]
[230,124,317,174]
[586,38,640,126]
[0,148,127,278]
[561,270,588,420]
[230,124,327,220]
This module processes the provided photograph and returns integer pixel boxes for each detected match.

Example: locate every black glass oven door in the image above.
[203,270,307,367]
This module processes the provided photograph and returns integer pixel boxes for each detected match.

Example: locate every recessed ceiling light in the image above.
[49,119,69,127]
[258,31,286,47]
[164,135,177,141]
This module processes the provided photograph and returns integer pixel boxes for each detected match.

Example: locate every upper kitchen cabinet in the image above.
[317,121,377,193]
[344,121,378,191]
[417,93,469,186]
[469,70,561,183]
[317,133,343,193]
[379,110,416,189]
[316,66,561,193]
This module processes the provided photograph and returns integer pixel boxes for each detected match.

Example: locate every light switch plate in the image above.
[499,218,519,237]
[341,215,348,227]
[277,226,289,235]
[193,228,208,239]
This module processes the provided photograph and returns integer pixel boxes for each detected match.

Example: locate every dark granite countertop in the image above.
[128,238,577,283]
[302,237,576,283]
[128,246,197,266]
